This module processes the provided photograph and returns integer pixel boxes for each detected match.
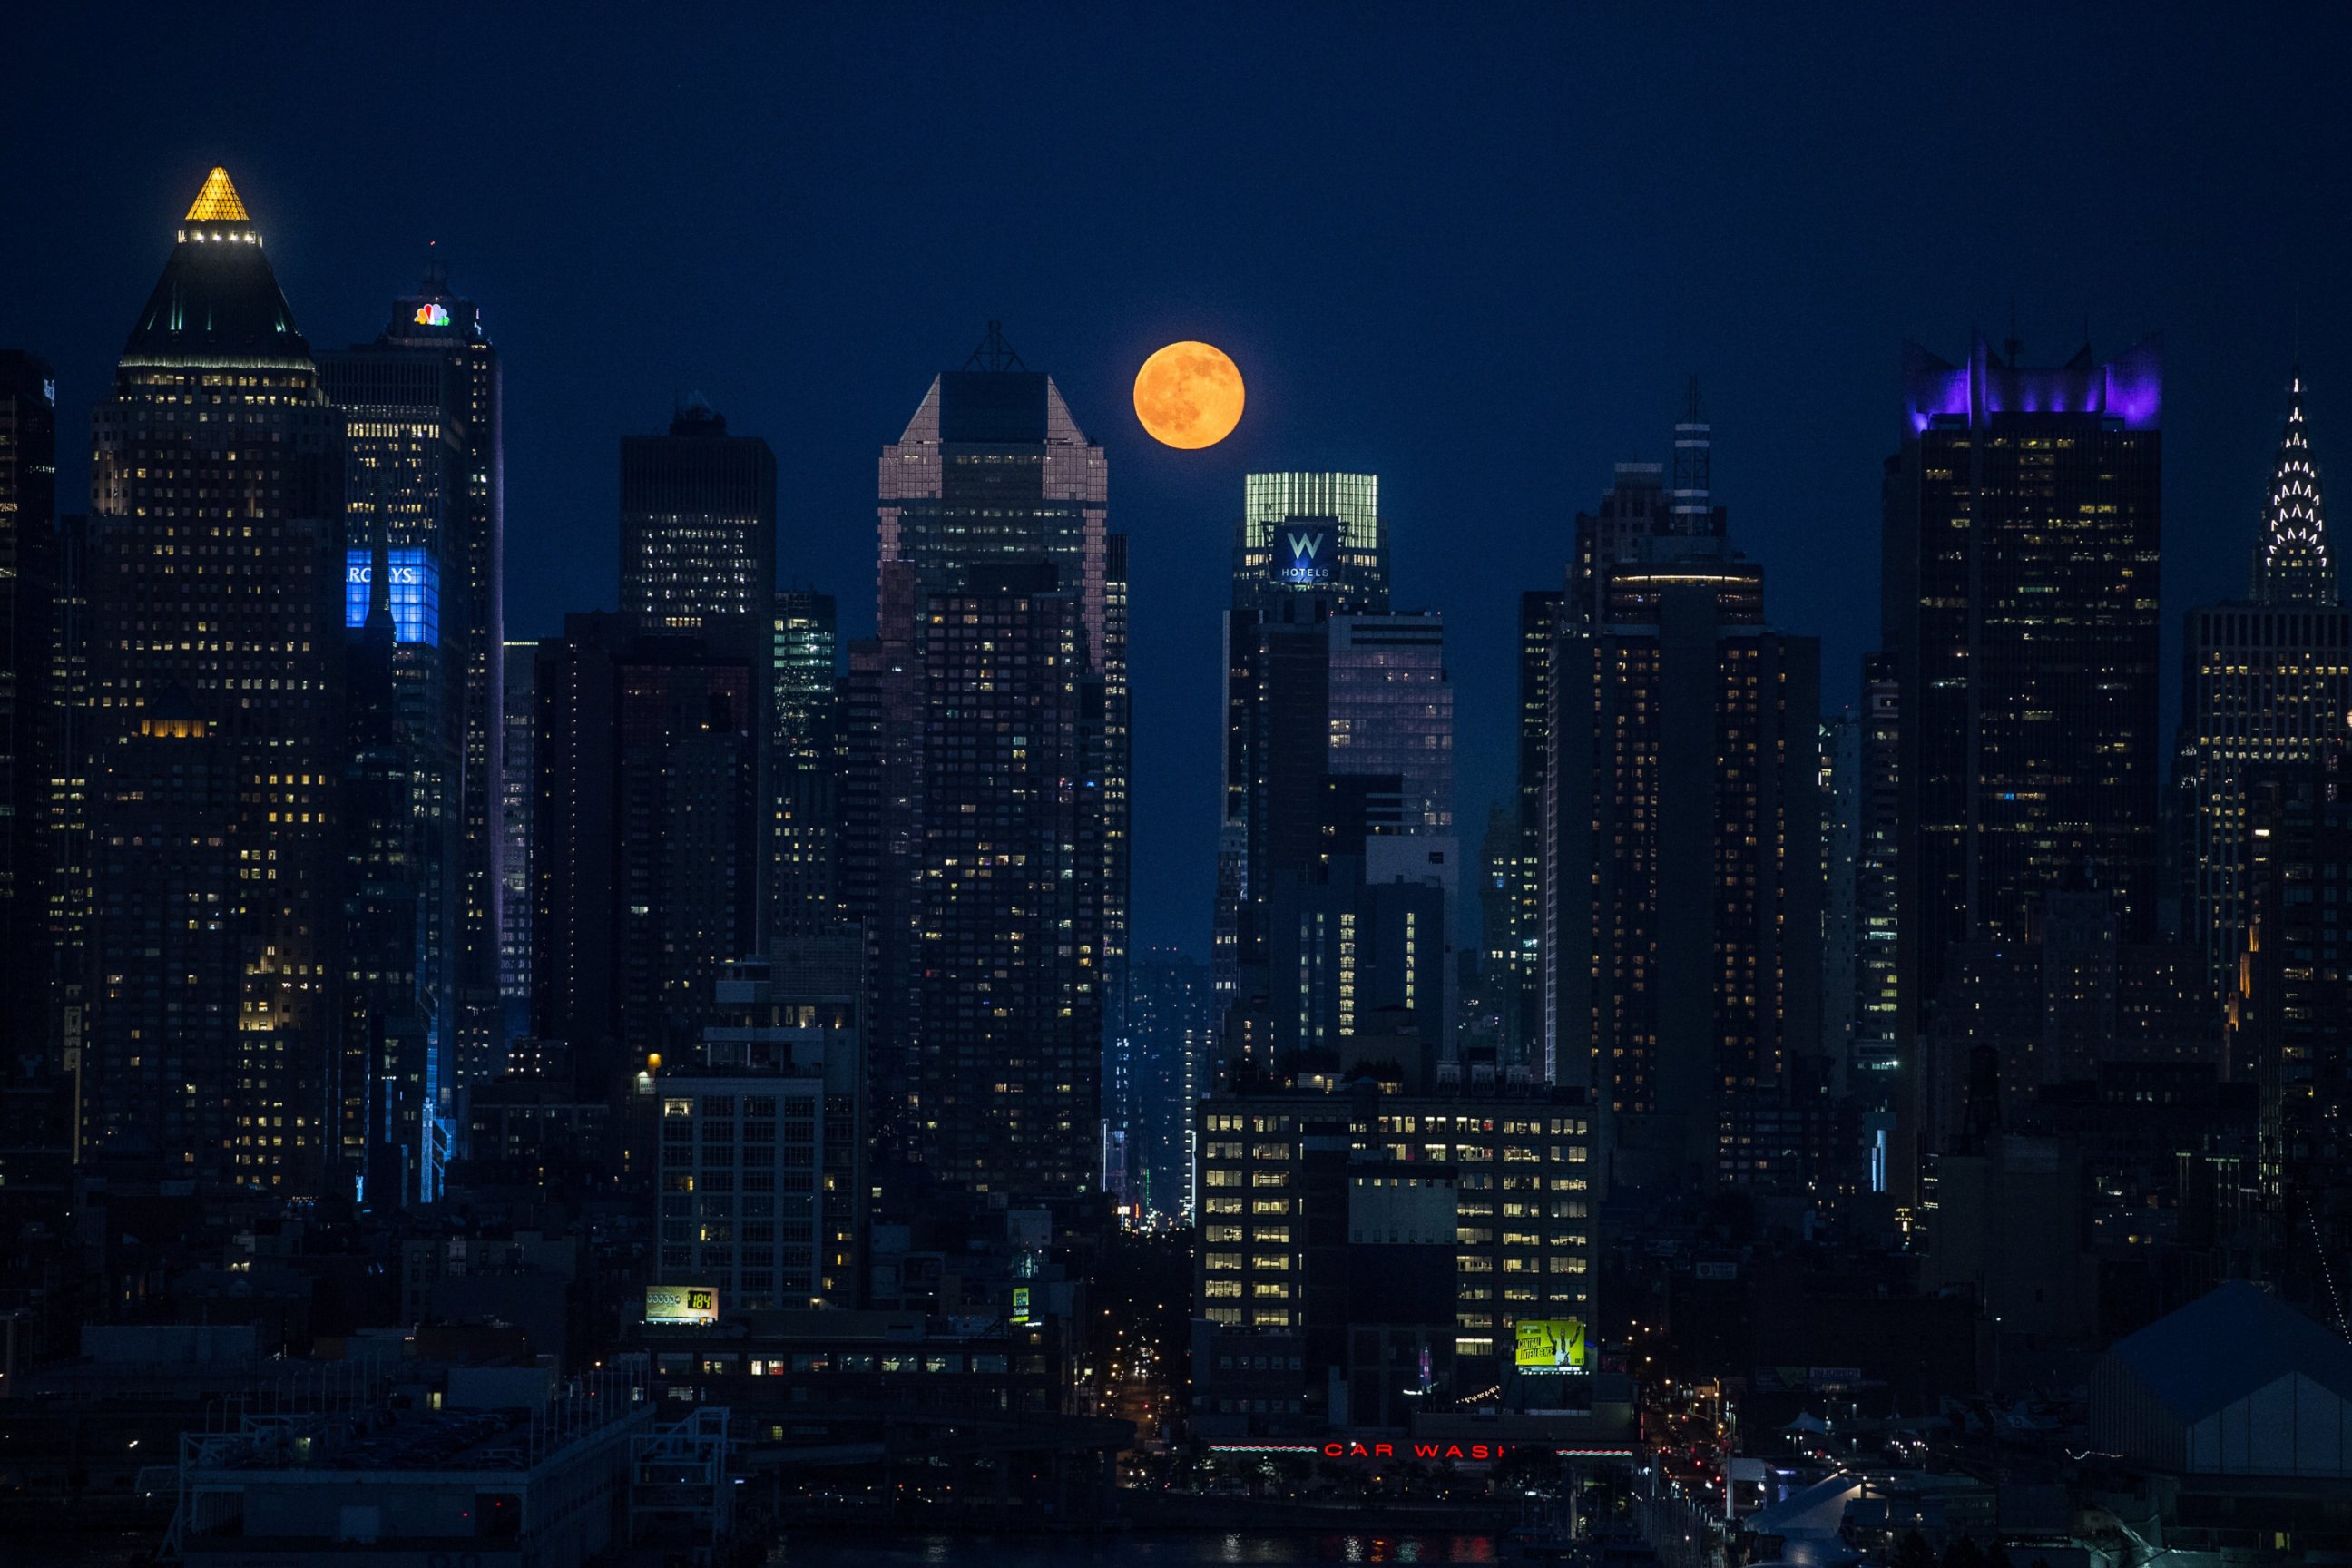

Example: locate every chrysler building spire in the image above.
[2251,369,2337,606]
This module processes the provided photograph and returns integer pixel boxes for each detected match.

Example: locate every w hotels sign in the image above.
[1279,521,1334,586]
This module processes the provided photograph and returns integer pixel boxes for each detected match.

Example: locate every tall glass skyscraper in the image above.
[85,170,348,1192]
[374,260,505,1084]
[320,308,474,1118]
[2178,372,2349,1000]
[849,327,1125,1205]
[1883,333,2163,1202]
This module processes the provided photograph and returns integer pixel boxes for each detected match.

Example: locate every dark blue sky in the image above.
[11,7,2348,956]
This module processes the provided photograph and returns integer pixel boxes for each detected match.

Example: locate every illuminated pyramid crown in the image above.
[2251,372,2338,607]
[183,166,251,224]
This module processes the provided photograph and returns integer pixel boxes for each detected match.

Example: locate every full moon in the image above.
[1133,340,1245,449]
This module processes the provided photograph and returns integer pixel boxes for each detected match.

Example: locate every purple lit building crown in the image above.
[1903,332,2161,435]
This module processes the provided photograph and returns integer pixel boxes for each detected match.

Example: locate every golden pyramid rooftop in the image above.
[184,166,250,224]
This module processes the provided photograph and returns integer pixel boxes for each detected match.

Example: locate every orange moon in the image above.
[1133,340,1245,449]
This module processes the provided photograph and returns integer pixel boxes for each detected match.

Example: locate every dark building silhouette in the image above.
[1507,588,1561,1070]
[622,399,776,945]
[2238,744,2352,1310]
[83,169,348,1191]
[0,353,56,1073]
[43,509,94,1092]
[337,533,439,1201]
[497,638,535,1049]
[530,614,759,1114]
[1883,333,2164,1205]
[1544,522,1822,1193]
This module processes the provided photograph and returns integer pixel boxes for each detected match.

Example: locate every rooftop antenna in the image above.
[964,320,1027,373]
[422,238,448,295]
[2004,299,2023,367]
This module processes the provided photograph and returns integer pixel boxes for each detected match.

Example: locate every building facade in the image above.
[1192,1083,1596,1435]
[0,353,56,1073]
[1545,533,1822,1193]
[83,170,348,1191]
[497,639,535,1049]
[530,614,760,1111]
[1883,334,2163,1202]
[658,934,867,1311]
[2238,745,2352,1310]
[770,589,839,936]
[2178,374,2350,996]
[848,328,1125,1205]
[909,565,1103,1200]
[374,261,505,1086]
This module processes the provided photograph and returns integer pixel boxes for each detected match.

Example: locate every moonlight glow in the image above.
[1133,340,1245,449]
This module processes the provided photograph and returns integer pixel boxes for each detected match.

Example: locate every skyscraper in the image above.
[1229,471,1387,615]
[2238,744,2352,1308]
[770,589,839,935]
[1545,530,1821,1191]
[320,309,473,1102]
[531,614,760,1106]
[622,399,778,641]
[622,399,778,944]
[84,170,348,1191]
[44,509,93,1086]
[1883,333,2163,1202]
[375,260,505,1086]
[0,353,56,1072]
[497,639,536,1051]
[338,532,440,1200]
[2178,372,2350,997]
[1510,449,1712,1083]
[1506,588,1562,1072]
[848,326,1125,1204]
[911,564,1103,1199]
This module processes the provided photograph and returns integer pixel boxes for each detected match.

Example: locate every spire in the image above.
[2250,369,2338,606]
[1670,375,1712,534]
[963,320,1027,372]
[184,166,250,224]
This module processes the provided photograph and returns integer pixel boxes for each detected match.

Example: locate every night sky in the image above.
[12,8,2351,956]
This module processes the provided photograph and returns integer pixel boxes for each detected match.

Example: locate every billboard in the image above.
[1010,1286,1033,1325]
[344,548,441,645]
[644,1285,719,1325]
[1514,1318,1587,1371]
[1278,521,1335,587]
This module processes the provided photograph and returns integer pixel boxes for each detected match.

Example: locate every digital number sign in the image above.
[645,1285,720,1325]
[344,549,441,645]
[1514,1318,1587,1371]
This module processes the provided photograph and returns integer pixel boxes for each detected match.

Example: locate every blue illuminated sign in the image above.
[345,549,441,644]
[1279,522,1333,586]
